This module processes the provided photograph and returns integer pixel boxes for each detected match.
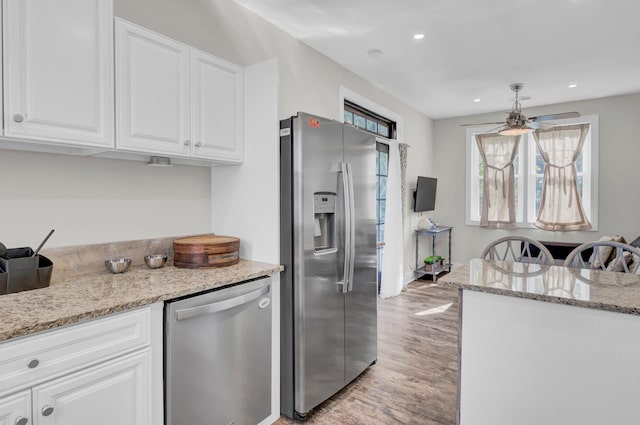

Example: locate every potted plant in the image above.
[423,255,443,272]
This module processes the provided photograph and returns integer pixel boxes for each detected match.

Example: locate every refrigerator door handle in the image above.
[346,162,356,292]
[340,162,351,293]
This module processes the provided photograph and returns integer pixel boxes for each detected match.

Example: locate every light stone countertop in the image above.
[439,258,640,315]
[0,259,283,342]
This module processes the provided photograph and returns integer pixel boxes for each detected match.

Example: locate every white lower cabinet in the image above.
[32,350,150,425]
[0,304,162,425]
[0,390,30,425]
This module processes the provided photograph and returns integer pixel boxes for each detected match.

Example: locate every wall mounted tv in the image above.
[413,176,437,212]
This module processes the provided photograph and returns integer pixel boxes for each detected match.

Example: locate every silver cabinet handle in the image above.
[194,142,202,147]
[15,416,28,425]
[27,359,39,369]
[13,114,24,123]
[183,140,190,146]
[41,406,54,416]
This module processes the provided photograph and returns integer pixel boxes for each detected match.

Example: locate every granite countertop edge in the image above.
[0,259,284,343]
[438,280,640,316]
[439,259,640,316]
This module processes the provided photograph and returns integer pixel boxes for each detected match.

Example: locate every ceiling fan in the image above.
[461,83,580,136]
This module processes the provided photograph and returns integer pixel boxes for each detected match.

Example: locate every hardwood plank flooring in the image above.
[275,281,459,424]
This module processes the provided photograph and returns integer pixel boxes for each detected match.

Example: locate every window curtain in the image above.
[475,133,521,229]
[399,143,409,230]
[533,124,591,231]
[399,143,409,291]
[380,142,404,298]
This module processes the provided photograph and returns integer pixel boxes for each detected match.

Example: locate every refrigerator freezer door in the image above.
[343,125,378,383]
[292,113,347,415]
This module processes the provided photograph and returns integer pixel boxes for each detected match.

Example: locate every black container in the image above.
[0,247,53,295]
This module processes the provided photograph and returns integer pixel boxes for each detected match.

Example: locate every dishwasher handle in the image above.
[175,284,270,321]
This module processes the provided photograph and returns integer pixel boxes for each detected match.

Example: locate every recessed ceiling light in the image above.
[568,84,578,88]
[473,98,481,102]
[367,49,383,59]
[413,33,425,40]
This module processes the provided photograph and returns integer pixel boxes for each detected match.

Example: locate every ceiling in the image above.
[233,0,640,119]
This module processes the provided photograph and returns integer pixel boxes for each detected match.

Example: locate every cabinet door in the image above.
[0,3,3,138]
[115,19,190,157]
[0,391,31,425]
[32,350,151,425]
[2,0,114,148]
[190,48,243,162]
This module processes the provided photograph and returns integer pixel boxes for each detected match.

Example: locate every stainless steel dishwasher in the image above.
[165,277,272,425]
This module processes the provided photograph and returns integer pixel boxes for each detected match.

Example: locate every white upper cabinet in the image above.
[2,0,114,148]
[115,19,190,156]
[116,19,244,163]
[191,49,243,162]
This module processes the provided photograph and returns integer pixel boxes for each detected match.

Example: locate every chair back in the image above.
[480,236,555,265]
[563,241,640,273]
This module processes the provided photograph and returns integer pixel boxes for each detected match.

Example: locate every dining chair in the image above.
[563,241,640,273]
[480,236,555,265]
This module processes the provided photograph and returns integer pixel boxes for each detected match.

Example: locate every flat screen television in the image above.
[413,176,437,212]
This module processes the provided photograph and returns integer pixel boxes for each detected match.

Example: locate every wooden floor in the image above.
[275,281,459,425]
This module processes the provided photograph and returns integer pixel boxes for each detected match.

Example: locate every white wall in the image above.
[434,92,640,263]
[404,119,434,280]
[0,149,211,248]
[211,59,279,264]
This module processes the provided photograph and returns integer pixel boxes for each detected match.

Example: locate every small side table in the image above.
[414,226,452,282]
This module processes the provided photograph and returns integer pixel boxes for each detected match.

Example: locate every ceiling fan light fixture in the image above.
[498,126,533,136]
[461,83,580,133]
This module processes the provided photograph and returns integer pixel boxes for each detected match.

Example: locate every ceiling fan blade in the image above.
[485,125,505,134]
[529,112,580,122]
[460,122,504,127]
[466,124,505,136]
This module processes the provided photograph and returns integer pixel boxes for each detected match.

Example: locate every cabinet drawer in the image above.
[0,306,151,396]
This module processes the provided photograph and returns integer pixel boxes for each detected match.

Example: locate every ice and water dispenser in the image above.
[313,192,336,253]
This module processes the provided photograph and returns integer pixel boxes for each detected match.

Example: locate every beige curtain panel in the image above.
[533,123,592,231]
[475,133,521,229]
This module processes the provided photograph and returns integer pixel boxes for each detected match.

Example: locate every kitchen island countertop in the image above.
[0,259,283,342]
[438,258,640,315]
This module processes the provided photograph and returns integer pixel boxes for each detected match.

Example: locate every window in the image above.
[466,115,599,229]
[344,100,397,139]
[376,142,390,243]
[376,142,389,290]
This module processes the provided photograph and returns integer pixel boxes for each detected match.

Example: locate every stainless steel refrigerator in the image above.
[280,112,378,420]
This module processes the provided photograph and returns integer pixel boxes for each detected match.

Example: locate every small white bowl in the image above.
[144,254,168,269]
[105,258,131,274]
